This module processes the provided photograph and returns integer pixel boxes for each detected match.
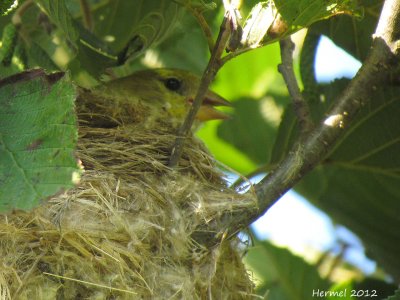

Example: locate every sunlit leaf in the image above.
[0,0,17,16]
[239,0,363,48]
[308,0,381,62]
[0,70,80,212]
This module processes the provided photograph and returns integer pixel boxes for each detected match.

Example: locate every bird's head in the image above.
[97,68,230,128]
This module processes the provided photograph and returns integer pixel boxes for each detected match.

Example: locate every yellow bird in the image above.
[79,68,230,129]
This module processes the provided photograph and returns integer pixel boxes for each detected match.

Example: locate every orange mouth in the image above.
[190,90,231,121]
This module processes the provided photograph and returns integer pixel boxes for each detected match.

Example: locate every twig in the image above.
[278,37,313,135]
[11,0,34,26]
[188,6,214,53]
[79,0,93,31]
[220,46,254,66]
[168,10,232,168]
[192,0,400,246]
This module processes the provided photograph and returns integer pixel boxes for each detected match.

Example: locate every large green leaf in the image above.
[24,1,183,81]
[0,0,17,16]
[90,0,182,55]
[305,91,400,280]
[308,0,381,62]
[273,78,400,280]
[273,0,362,28]
[352,279,398,300]
[239,0,362,48]
[35,0,80,47]
[383,288,400,300]
[0,70,79,212]
[245,239,330,299]
[217,94,289,165]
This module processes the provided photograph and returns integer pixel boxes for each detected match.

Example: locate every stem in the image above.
[168,12,231,168]
[11,0,34,26]
[278,37,313,135]
[189,7,214,53]
[220,46,254,66]
[192,0,400,246]
[79,0,93,31]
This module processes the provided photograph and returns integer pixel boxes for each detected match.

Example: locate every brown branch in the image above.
[193,0,400,246]
[220,46,254,66]
[278,37,313,135]
[188,6,215,53]
[79,0,93,31]
[168,11,232,168]
[11,0,33,26]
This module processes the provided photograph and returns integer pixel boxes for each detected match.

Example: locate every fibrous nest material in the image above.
[0,89,258,299]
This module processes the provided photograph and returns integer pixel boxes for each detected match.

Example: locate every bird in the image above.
[0,68,254,299]
[77,68,230,130]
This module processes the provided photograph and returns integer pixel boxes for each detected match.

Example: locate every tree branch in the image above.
[168,10,232,168]
[193,0,400,246]
[79,0,93,31]
[278,37,313,135]
[188,6,215,53]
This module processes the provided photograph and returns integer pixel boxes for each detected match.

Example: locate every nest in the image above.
[0,90,258,299]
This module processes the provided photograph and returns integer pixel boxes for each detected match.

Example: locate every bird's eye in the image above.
[164,78,182,91]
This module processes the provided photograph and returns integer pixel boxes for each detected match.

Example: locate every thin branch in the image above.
[192,0,400,246]
[278,37,313,135]
[79,0,93,31]
[168,11,232,168]
[220,46,254,66]
[188,6,214,53]
[11,0,33,26]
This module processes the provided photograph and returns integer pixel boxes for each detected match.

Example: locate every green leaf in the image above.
[91,0,182,55]
[0,0,17,16]
[270,103,302,164]
[28,41,59,71]
[0,70,80,212]
[273,0,362,28]
[0,23,17,66]
[383,288,400,300]
[327,281,353,300]
[240,0,362,48]
[217,94,289,165]
[35,0,79,47]
[352,278,398,300]
[175,0,217,11]
[289,81,400,279]
[325,279,397,300]
[272,77,400,279]
[244,239,330,299]
[34,0,117,79]
[308,0,381,62]
[154,6,217,73]
[197,121,257,174]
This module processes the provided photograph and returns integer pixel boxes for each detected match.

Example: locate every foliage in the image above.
[382,288,400,300]
[245,238,330,299]
[0,0,399,297]
[0,70,79,211]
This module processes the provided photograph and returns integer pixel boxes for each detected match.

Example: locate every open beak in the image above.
[195,90,231,121]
